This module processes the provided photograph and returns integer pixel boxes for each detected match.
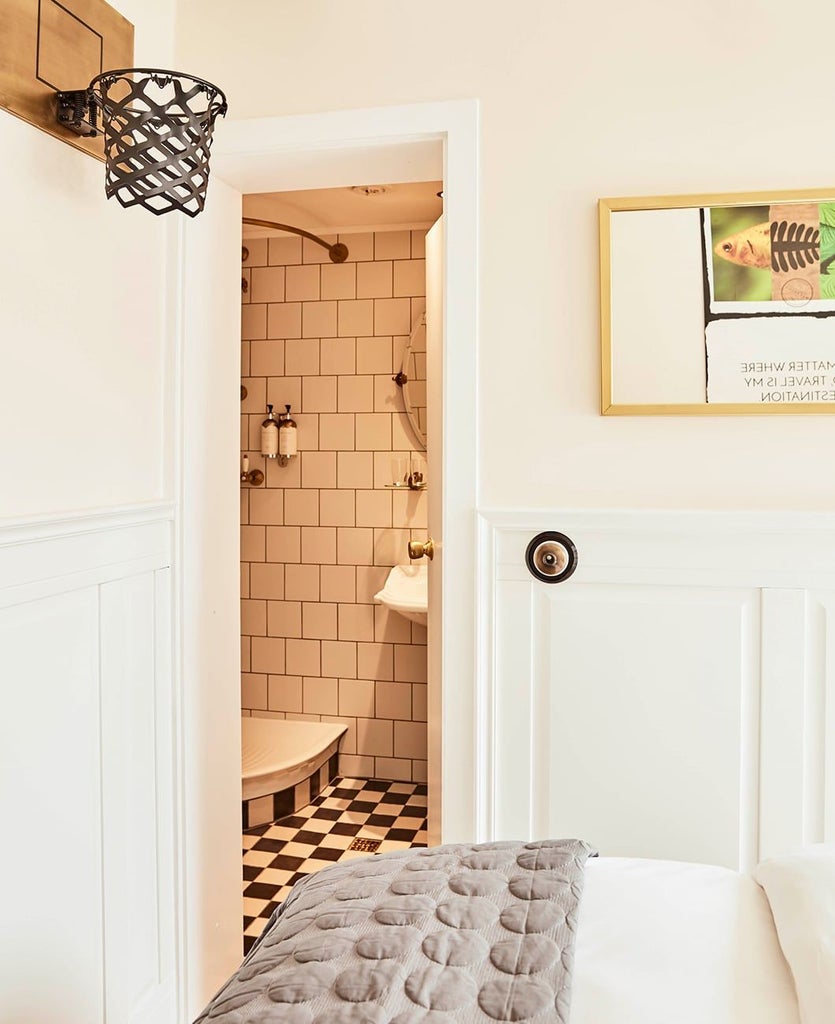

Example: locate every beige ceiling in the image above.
[242,181,443,237]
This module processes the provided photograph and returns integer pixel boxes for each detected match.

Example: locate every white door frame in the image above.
[176,99,482,1013]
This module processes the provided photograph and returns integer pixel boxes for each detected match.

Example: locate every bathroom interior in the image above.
[238,181,442,950]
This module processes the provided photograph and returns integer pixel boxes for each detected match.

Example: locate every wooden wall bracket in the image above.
[0,0,134,161]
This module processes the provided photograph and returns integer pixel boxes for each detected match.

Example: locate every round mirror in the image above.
[399,313,427,450]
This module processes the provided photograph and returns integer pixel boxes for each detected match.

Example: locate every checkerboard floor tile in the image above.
[241,777,427,953]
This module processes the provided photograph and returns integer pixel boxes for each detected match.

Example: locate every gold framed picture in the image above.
[600,188,835,414]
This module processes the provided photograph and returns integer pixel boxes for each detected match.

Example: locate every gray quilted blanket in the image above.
[196,839,596,1023]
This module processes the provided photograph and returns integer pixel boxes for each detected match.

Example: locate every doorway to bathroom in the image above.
[176,100,478,1009]
[238,183,440,950]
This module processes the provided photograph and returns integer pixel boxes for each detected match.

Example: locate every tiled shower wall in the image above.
[240,228,429,783]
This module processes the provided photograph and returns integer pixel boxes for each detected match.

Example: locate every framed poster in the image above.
[600,189,835,414]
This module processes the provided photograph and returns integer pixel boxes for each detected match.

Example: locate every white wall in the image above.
[482,508,835,869]
[0,3,185,1021]
[176,0,835,511]
[0,0,177,518]
[0,509,178,1023]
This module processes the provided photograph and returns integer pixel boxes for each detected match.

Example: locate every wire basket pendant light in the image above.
[91,69,227,217]
[57,68,228,217]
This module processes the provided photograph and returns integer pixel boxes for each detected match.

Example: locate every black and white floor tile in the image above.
[242,776,428,952]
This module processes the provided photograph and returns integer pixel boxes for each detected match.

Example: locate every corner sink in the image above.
[374,563,428,626]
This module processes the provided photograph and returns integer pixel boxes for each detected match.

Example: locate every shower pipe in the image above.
[242,217,349,263]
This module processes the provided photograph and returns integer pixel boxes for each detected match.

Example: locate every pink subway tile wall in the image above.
[241,229,429,783]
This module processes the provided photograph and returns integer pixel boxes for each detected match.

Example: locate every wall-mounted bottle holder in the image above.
[261,403,298,468]
[525,531,578,584]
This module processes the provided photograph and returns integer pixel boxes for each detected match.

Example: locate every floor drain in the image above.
[348,837,382,853]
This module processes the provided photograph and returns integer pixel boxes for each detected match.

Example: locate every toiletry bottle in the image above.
[261,404,279,458]
[279,405,298,458]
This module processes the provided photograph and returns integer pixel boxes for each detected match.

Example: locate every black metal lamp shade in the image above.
[92,69,227,217]
[57,68,227,217]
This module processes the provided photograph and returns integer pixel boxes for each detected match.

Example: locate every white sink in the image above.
[374,563,428,626]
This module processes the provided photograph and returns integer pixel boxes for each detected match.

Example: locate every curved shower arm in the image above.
[242,217,349,263]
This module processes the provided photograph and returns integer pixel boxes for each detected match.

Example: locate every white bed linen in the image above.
[754,845,835,1024]
[571,857,800,1024]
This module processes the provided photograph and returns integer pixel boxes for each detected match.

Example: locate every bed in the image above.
[196,841,834,1023]
[572,856,799,1023]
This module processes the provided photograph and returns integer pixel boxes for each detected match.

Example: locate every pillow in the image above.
[754,845,835,1024]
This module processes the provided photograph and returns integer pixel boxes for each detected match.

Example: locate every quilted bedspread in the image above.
[196,839,596,1024]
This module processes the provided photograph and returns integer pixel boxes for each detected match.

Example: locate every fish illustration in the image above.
[714,222,772,269]
[714,220,826,273]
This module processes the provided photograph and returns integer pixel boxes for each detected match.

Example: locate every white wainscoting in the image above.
[479,509,835,872]
[0,504,176,1024]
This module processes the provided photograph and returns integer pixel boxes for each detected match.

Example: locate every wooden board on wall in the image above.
[0,0,134,161]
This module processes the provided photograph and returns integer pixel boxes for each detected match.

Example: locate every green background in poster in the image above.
[710,205,771,302]
[820,203,835,300]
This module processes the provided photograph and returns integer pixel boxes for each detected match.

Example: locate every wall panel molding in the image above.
[0,504,176,1023]
[806,593,835,845]
[0,502,174,604]
[478,508,835,869]
[0,500,174,544]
